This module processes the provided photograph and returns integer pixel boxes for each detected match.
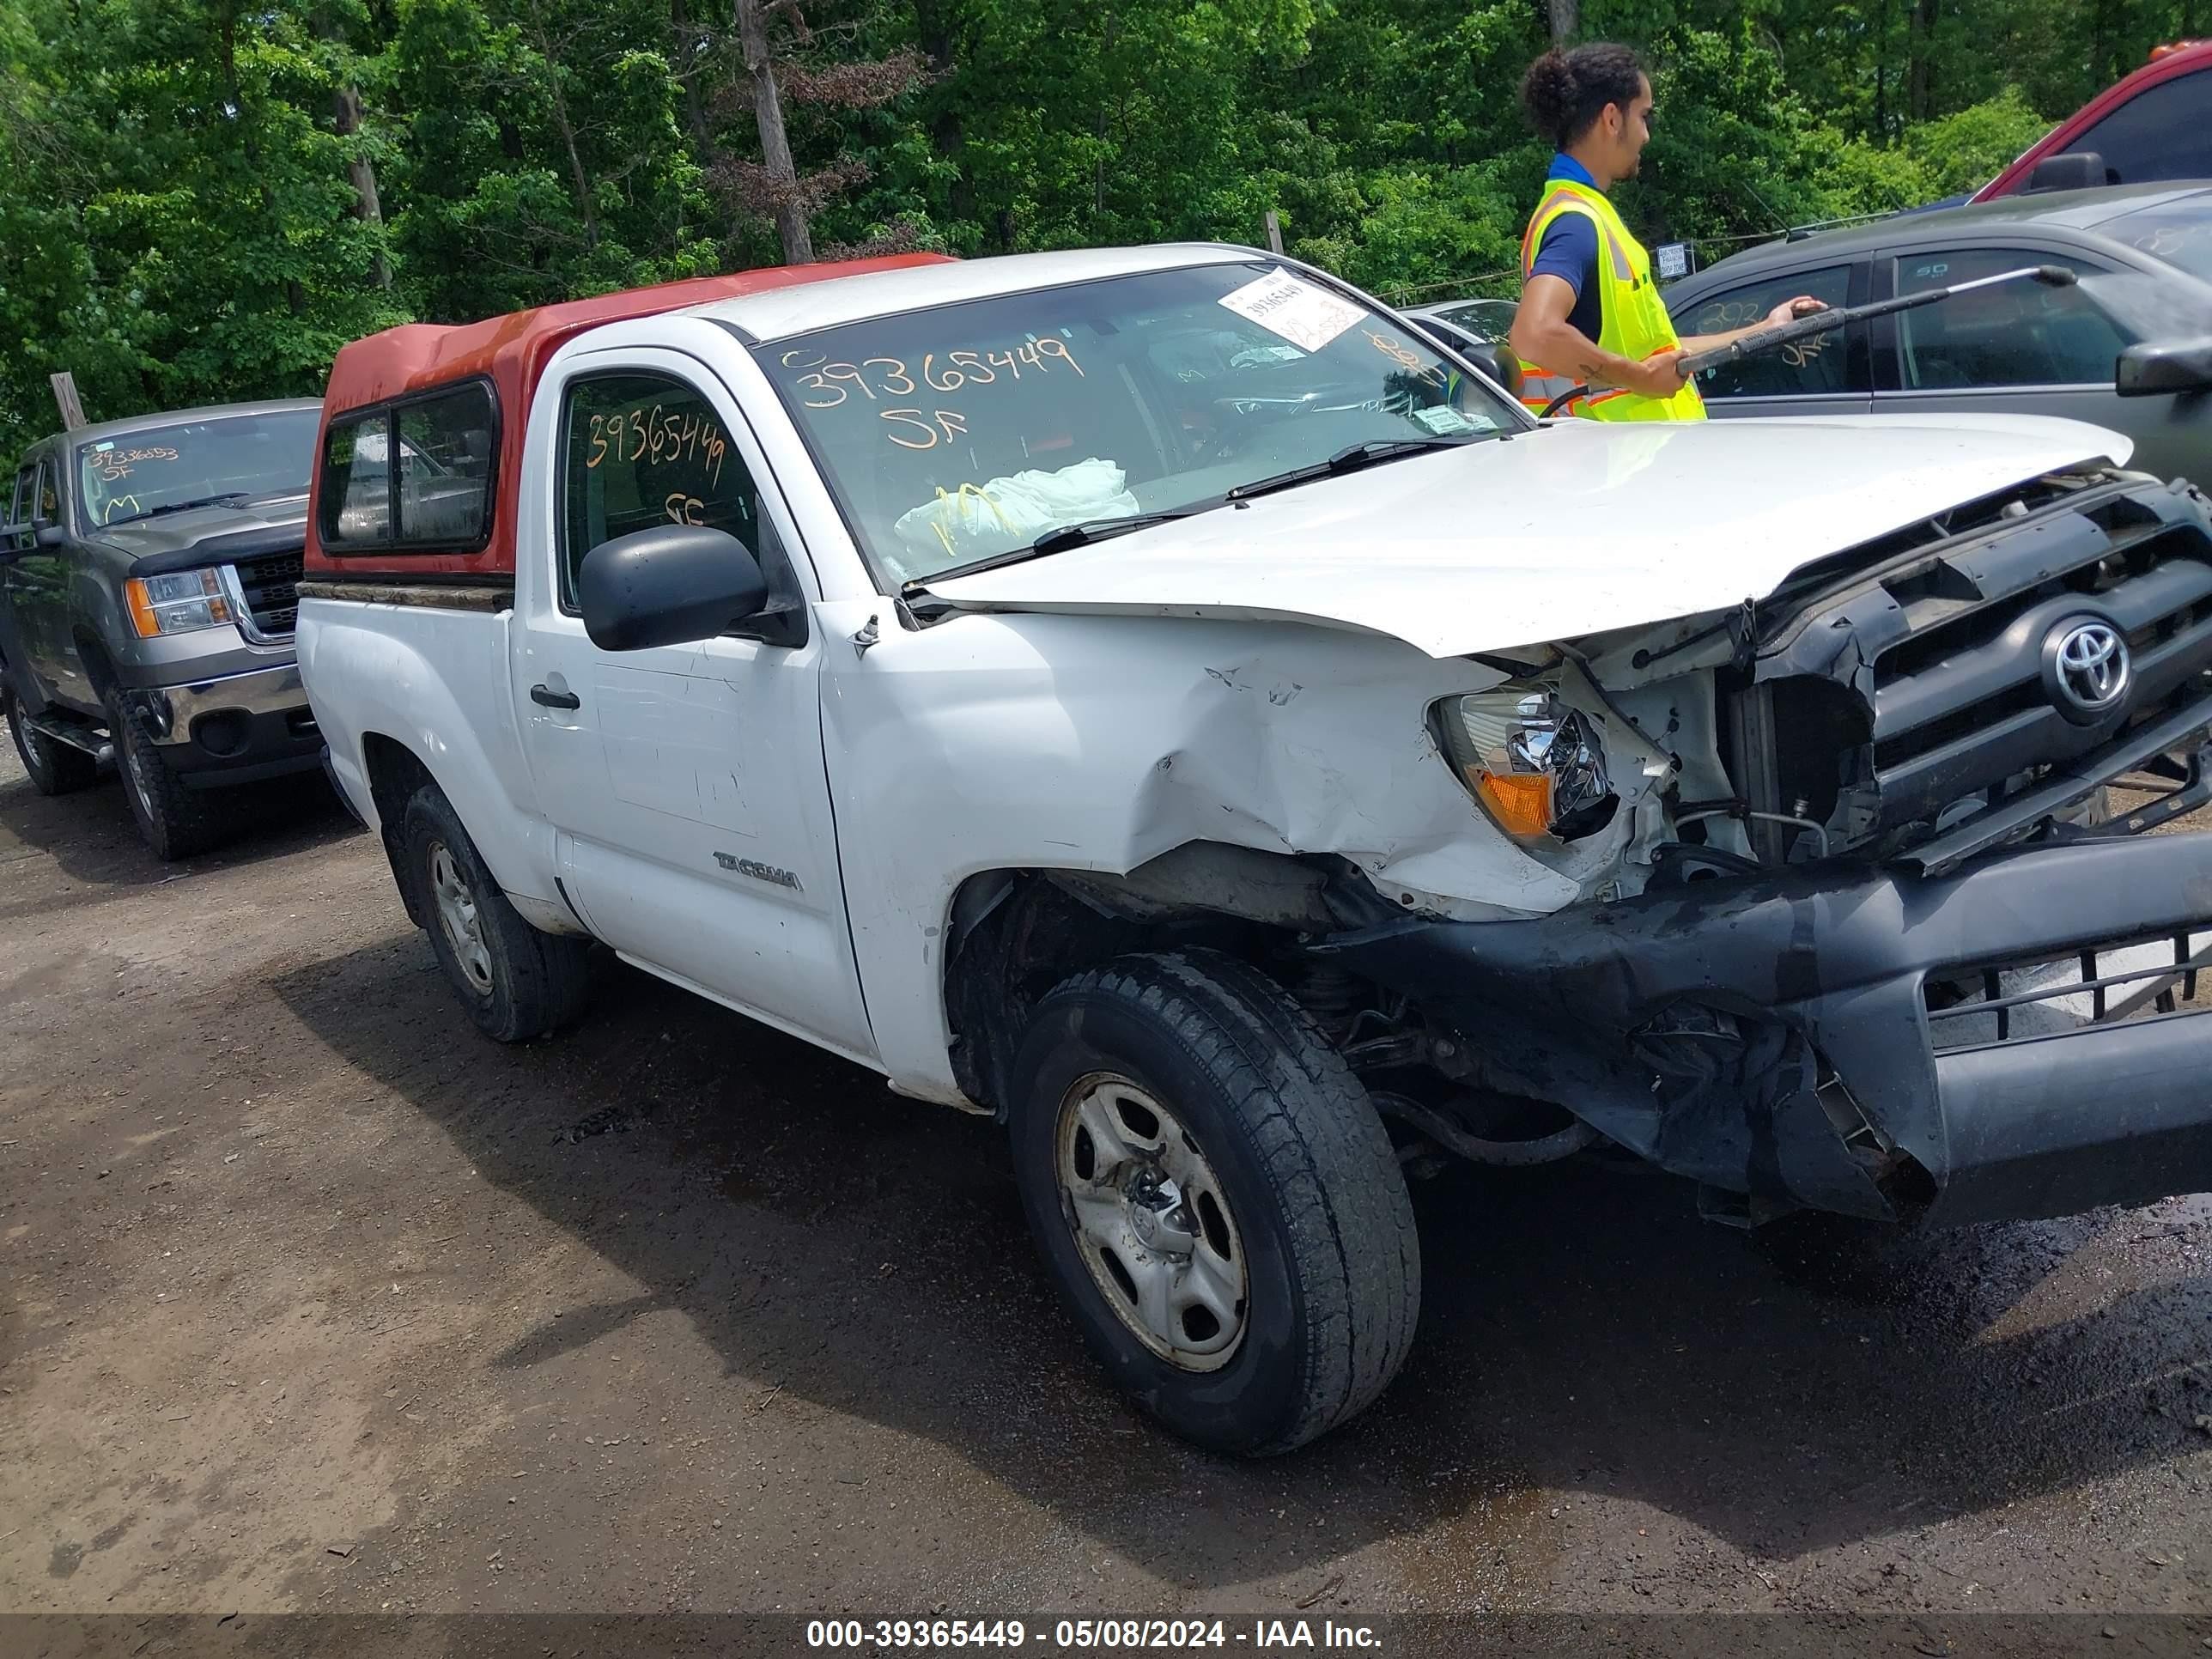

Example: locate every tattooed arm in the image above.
[1508,274,1686,400]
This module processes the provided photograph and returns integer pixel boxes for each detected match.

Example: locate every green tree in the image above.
[3,0,2208,458]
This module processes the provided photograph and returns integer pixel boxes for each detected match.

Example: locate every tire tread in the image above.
[6,685,100,796]
[1037,949,1420,1454]
[107,690,223,860]
[401,783,593,1042]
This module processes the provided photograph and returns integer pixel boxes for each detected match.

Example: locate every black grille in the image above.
[234,550,303,637]
[1924,925,2209,1052]
[1865,514,2212,822]
[1741,478,2212,857]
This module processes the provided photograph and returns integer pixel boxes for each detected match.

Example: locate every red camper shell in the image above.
[304,256,952,580]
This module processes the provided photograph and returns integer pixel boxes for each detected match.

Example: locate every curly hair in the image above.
[1520,43,1649,149]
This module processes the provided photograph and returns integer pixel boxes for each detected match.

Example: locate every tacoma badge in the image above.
[714,851,803,891]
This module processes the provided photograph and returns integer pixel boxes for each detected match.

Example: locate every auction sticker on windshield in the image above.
[1218,268,1364,352]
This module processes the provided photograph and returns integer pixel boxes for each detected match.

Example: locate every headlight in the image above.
[1435,685,1618,841]
[125,569,234,637]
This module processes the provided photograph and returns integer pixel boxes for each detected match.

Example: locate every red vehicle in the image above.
[1975,40,2212,200]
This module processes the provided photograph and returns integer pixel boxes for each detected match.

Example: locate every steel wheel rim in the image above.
[11,713,40,770]
[121,732,155,820]
[427,841,495,994]
[1054,1072,1249,1372]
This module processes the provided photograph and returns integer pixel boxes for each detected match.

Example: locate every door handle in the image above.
[530,684,580,710]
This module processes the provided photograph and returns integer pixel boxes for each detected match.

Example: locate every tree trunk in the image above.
[735,0,812,264]
[1546,0,1577,45]
[669,0,721,164]
[1873,0,1891,143]
[331,83,392,288]
[525,0,599,250]
[315,8,390,288]
[911,0,973,231]
[1906,0,1939,122]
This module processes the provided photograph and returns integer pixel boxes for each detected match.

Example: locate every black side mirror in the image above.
[2117,336,2212,398]
[2023,151,2110,193]
[577,523,770,652]
[33,522,66,548]
[1460,341,1524,399]
[1407,319,1524,398]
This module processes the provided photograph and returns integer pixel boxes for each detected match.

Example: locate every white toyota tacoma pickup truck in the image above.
[297,246,2212,1454]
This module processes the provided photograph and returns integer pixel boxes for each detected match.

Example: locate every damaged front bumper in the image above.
[1327,832,2212,1227]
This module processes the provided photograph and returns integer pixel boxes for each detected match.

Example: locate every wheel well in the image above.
[73,631,118,702]
[940,844,1396,1118]
[361,732,437,928]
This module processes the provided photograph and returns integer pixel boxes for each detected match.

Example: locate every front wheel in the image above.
[1009,951,1421,1455]
[106,689,222,860]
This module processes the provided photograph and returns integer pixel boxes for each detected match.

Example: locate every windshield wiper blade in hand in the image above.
[1225,436,1474,504]
[104,492,252,527]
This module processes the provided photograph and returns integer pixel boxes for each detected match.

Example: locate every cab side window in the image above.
[9,464,34,548]
[320,416,393,546]
[1893,249,2132,388]
[318,380,496,552]
[396,386,495,545]
[1680,264,1855,398]
[559,373,760,612]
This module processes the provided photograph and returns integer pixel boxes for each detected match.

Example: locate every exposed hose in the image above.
[1373,1090,1601,1168]
[1539,384,1592,420]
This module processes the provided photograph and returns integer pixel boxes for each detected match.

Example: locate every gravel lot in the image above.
[5,738,2212,1640]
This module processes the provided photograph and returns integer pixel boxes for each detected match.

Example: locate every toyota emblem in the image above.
[2045,618,2130,721]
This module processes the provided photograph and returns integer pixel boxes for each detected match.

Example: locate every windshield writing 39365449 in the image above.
[777,337,1086,453]
[757,262,1512,586]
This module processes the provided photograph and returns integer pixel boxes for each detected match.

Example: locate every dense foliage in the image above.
[2,0,2205,452]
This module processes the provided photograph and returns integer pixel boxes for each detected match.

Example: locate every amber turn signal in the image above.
[124,571,231,637]
[1470,769,1553,839]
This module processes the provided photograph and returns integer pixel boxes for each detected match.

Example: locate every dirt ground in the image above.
[5,739,2212,1644]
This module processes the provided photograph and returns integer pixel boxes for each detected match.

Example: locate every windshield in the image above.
[77,409,319,529]
[755,262,1518,585]
[2104,202,2212,286]
[1432,301,1516,343]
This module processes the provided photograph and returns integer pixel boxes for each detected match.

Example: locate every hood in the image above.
[923,414,2135,659]
[94,493,311,578]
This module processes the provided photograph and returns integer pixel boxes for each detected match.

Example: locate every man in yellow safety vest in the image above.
[1507,42,1820,421]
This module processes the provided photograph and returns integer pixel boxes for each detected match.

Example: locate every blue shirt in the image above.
[1528,154,1604,347]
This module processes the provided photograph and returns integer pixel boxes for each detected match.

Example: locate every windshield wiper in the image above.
[1225,436,1477,504]
[1029,509,1200,556]
[103,492,252,527]
[907,508,1206,594]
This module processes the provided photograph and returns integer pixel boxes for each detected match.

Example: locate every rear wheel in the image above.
[1009,951,1421,1455]
[5,684,99,796]
[402,782,592,1042]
